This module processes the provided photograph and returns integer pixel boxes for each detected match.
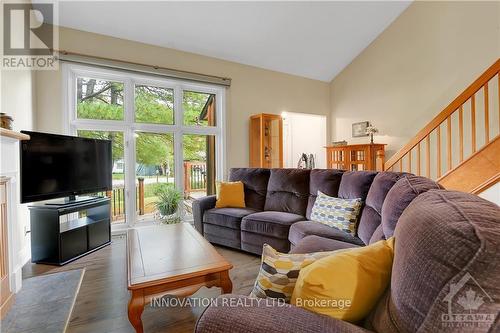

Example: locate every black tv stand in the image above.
[29,197,111,265]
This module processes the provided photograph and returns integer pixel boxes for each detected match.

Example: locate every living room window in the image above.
[63,63,226,227]
[77,77,125,121]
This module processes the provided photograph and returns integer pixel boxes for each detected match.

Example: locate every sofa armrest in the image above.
[195,295,373,333]
[192,195,216,234]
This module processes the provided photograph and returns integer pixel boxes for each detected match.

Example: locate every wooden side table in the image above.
[326,144,386,171]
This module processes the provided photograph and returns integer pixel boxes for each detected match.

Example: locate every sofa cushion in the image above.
[241,232,291,255]
[289,221,365,247]
[306,169,345,219]
[338,171,377,200]
[357,172,407,244]
[380,175,441,239]
[242,211,304,239]
[229,168,271,210]
[368,224,385,244]
[204,207,260,230]
[290,235,361,254]
[368,190,500,333]
[203,224,241,250]
[264,169,311,216]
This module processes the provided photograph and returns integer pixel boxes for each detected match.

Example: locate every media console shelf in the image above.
[29,197,111,265]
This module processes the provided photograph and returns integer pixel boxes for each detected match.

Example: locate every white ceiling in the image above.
[47,1,411,82]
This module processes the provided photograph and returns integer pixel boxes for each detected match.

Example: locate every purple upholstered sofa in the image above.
[195,187,500,333]
[193,168,440,255]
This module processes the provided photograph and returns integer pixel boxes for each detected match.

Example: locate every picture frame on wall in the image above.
[352,121,370,138]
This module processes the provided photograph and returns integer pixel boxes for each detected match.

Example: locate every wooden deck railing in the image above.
[183,161,207,197]
[99,178,145,222]
[100,165,208,222]
[385,59,500,191]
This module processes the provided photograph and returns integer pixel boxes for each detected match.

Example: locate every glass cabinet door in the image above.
[264,117,282,168]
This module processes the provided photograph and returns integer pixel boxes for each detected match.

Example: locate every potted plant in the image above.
[154,184,182,224]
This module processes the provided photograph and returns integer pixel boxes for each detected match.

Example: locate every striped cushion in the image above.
[249,244,341,302]
[310,191,363,235]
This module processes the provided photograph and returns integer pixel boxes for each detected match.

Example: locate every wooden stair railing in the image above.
[438,136,500,193]
[385,59,500,192]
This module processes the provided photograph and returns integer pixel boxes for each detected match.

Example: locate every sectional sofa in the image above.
[195,188,500,333]
[193,168,441,254]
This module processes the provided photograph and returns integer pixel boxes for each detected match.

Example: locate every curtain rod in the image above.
[54,50,232,87]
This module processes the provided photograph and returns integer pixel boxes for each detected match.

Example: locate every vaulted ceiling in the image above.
[40,1,411,82]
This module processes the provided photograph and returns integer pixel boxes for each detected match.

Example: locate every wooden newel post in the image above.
[184,162,191,198]
[106,190,113,220]
[138,178,145,216]
[376,149,385,171]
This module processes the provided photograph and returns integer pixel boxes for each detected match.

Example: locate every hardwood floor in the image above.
[22,234,261,333]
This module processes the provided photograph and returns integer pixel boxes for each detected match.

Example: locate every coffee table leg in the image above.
[128,289,145,333]
[220,270,233,294]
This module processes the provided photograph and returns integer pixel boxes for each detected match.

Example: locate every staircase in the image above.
[385,59,500,194]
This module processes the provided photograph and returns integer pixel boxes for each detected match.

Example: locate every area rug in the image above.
[0,269,84,333]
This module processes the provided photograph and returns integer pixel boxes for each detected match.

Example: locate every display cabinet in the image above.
[249,113,283,168]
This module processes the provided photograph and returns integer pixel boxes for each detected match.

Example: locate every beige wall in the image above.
[329,1,500,159]
[35,27,330,173]
[1,70,36,131]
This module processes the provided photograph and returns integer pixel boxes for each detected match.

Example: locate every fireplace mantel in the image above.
[0,129,30,318]
[0,128,30,141]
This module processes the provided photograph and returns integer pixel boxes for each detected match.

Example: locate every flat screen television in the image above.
[20,131,112,203]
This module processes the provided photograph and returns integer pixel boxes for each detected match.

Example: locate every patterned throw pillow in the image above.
[310,191,363,236]
[249,244,341,303]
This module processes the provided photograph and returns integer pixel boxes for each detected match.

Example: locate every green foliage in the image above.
[183,91,210,126]
[76,80,213,169]
[154,184,182,216]
[78,130,124,162]
[135,86,174,124]
[136,133,173,167]
[144,182,171,198]
[77,102,123,121]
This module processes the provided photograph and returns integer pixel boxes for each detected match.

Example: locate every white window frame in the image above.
[62,63,226,229]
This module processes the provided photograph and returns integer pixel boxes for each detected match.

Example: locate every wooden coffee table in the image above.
[127,223,233,333]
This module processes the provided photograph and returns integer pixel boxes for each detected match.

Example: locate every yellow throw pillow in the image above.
[215,181,246,208]
[291,237,395,323]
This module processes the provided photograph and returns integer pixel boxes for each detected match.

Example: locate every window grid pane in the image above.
[135,85,174,125]
[183,91,216,127]
[77,77,124,121]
